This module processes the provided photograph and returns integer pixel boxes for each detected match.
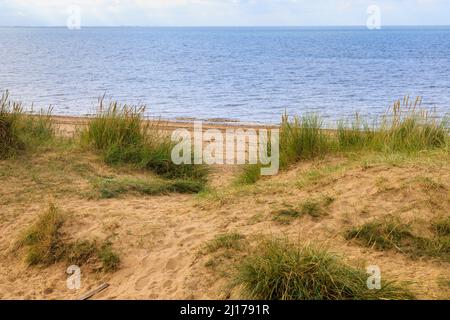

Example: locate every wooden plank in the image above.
[78,283,110,300]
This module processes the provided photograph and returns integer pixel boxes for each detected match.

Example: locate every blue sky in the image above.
[0,0,449,26]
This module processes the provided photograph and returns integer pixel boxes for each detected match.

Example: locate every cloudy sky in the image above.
[0,0,449,26]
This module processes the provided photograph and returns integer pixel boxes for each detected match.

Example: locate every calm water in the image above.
[1,27,449,124]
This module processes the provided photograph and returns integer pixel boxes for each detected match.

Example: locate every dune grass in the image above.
[206,232,245,253]
[237,164,262,185]
[240,97,448,184]
[272,208,302,225]
[337,97,448,153]
[0,91,54,158]
[279,113,330,168]
[17,203,66,266]
[96,177,205,199]
[81,99,208,184]
[17,204,120,271]
[235,239,414,300]
[272,196,334,224]
[433,216,450,237]
[346,216,450,261]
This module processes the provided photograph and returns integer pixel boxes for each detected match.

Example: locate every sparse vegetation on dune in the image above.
[337,97,448,153]
[81,98,208,187]
[234,239,414,300]
[96,177,205,199]
[16,204,120,272]
[240,96,449,184]
[17,203,66,266]
[237,164,262,185]
[206,232,245,253]
[1,91,449,299]
[272,196,334,224]
[346,216,450,262]
[0,91,54,158]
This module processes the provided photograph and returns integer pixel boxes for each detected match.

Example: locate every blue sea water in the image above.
[0,27,449,124]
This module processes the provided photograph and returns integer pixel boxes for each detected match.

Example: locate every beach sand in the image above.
[0,116,449,300]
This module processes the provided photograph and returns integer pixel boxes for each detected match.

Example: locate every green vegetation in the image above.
[338,97,448,153]
[272,208,302,225]
[235,239,413,300]
[272,196,334,224]
[433,216,450,237]
[241,96,449,184]
[206,232,245,253]
[237,164,262,185]
[96,177,204,199]
[81,99,208,183]
[279,113,330,168]
[97,242,121,272]
[0,91,54,158]
[346,216,450,261]
[17,203,65,266]
[17,204,120,272]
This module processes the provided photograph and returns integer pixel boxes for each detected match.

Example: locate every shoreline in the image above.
[51,115,280,138]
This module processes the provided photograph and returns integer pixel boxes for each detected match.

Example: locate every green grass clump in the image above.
[273,197,333,224]
[345,217,416,251]
[346,216,450,261]
[81,101,144,151]
[245,96,448,183]
[18,203,65,266]
[238,164,262,185]
[235,239,413,300]
[300,199,326,218]
[17,204,121,271]
[337,97,449,153]
[97,242,121,272]
[81,99,208,183]
[433,216,450,237]
[272,208,302,225]
[206,233,245,253]
[0,91,54,158]
[66,240,98,265]
[96,177,204,199]
[280,113,330,169]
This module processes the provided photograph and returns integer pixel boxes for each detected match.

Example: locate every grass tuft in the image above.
[345,217,416,251]
[81,98,208,182]
[18,203,65,266]
[346,216,450,261]
[96,177,205,199]
[0,90,54,158]
[272,197,333,224]
[433,216,450,237]
[272,208,302,225]
[235,239,413,300]
[244,96,448,184]
[97,242,121,272]
[17,204,121,271]
[238,164,262,185]
[206,233,245,253]
[280,113,330,169]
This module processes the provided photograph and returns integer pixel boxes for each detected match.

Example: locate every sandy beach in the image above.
[0,115,449,300]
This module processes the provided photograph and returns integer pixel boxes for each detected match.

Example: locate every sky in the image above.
[0,0,449,27]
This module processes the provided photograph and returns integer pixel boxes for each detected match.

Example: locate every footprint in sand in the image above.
[182,227,196,234]
[165,258,178,271]
[163,279,173,289]
[135,275,151,291]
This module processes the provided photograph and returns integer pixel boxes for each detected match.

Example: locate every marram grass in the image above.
[0,90,54,158]
[240,96,449,184]
[235,239,414,300]
[81,98,208,183]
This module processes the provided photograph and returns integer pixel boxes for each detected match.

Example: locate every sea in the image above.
[1,26,449,124]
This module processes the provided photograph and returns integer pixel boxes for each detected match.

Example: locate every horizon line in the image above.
[1,24,450,28]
